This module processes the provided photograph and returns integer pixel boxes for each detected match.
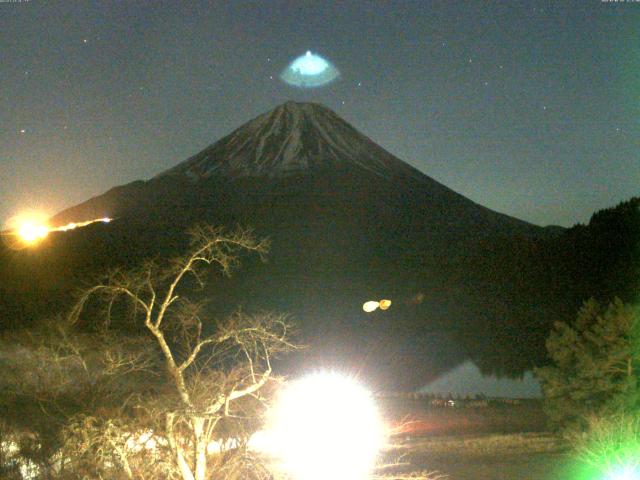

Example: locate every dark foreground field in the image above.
[377,398,585,480]
[383,434,570,480]
[423,453,565,480]
[379,396,548,436]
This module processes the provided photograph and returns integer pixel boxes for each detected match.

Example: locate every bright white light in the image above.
[280,51,340,88]
[267,372,384,480]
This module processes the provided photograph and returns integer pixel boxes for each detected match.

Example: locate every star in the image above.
[484,81,489,86]
[357,82,362,87]
[542,105,547,111]
[83,38,88,44]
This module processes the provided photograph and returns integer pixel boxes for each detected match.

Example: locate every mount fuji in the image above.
[3,102,563,389]
[54,101,541,237]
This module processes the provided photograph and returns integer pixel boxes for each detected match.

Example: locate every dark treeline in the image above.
[0,195,638,389]
[456,196,640,375]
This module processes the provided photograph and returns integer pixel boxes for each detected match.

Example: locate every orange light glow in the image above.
[3,212,112,249]
[4,212,51,247]
[17,221,50,243]
[379,299,392,310]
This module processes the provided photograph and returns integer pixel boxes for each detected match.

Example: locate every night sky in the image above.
[2,1,638,228]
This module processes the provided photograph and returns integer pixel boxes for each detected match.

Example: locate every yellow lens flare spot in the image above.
[379,299,392,310]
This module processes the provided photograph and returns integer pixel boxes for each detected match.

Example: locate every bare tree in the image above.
[69,225,297,480]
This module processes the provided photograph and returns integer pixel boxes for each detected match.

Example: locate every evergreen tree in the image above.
[535,298,640,432]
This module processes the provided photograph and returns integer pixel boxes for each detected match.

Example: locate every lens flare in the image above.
[267,371,384,480]
[379,299,392,310]
[363,299,392,312]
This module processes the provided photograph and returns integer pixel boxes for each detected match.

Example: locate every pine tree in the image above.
[535,298,640,432]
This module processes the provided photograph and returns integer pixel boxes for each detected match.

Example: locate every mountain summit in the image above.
[158,101,420,181]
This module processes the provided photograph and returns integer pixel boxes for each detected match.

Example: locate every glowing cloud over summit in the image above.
[281,51,340,88]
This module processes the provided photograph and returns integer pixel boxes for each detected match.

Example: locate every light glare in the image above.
[267,372,384,480]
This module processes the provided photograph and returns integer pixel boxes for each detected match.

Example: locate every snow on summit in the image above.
[158,101,417,181]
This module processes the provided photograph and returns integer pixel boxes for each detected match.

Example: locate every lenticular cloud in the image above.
[281,51,340,88]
